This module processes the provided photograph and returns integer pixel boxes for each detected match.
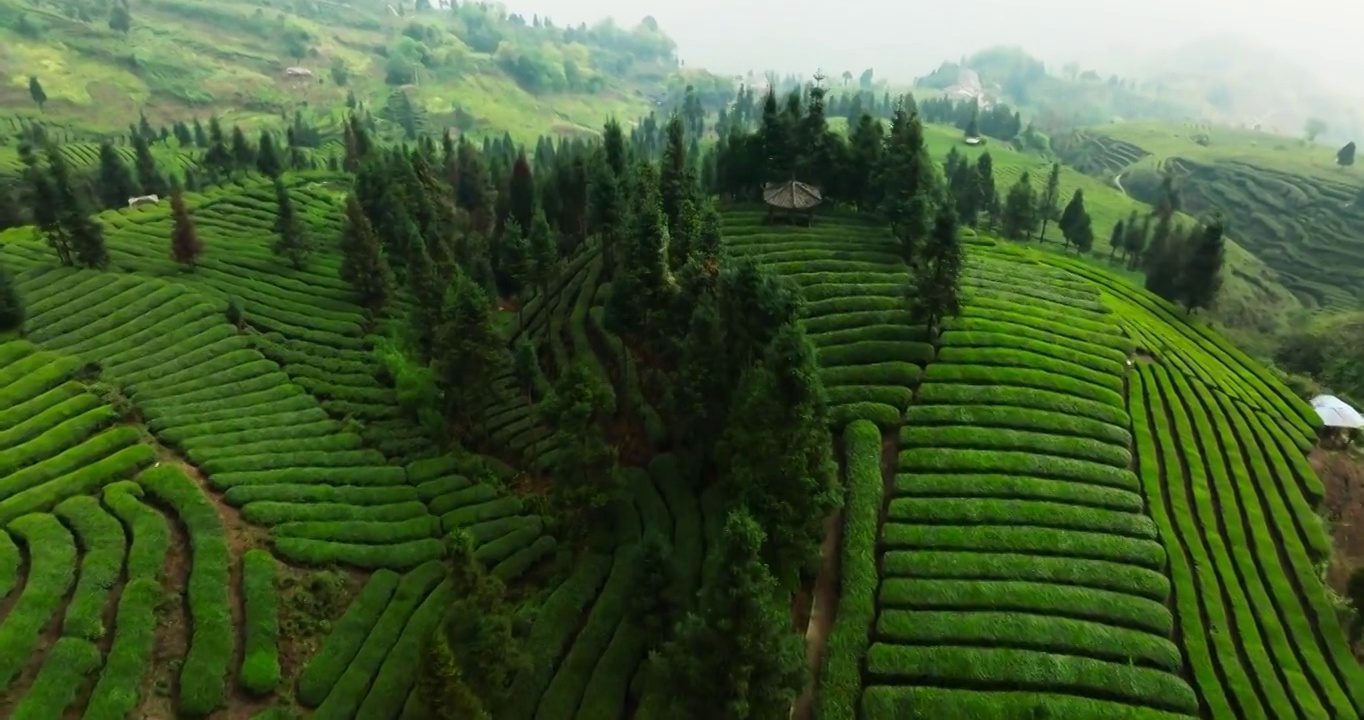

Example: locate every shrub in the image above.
[297,569,403,707]
[0,513,76,687]
[10,637,102,719]
[53,496,127,640]
[241,550,282,696]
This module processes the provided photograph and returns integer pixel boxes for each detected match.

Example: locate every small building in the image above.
[284,67,314,78]
[964,135,984,146]
[762,180,822,225]
[1311,394,1363,447]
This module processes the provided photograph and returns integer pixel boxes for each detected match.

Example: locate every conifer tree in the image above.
[653,510,805,720]
[1058,189,1091,250]
[0,261,24,333]
[338,194,393,312]
[508,152,535,232]
[1108,219,1125,259]
[21,144,68,265]
[96,142,138,210]
[169,185,203,269]
[907,200,965,336]
[1123,211,1147,266]
[1338,141,1356,168]
[536,359,619,518]
[270,178,311,270]
[975,152,998,224]
[528,208,559,298]
[1034,162,1061,241]
[879,108,936,264]
[230,125,255,173]
[434,269,504,432]
[131,132,166,197]
[1001,171,1036,241]
[192,118,207,147]
[204,117,232,177]
[256,131,283,178]
[28,77,46,111]
[45,144,108,268]
[1179,218,1225,314]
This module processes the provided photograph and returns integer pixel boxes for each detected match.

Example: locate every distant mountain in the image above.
[1106,34,1361,141]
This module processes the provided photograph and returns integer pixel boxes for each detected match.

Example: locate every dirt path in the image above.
[1114,172,1128,196]
[789,507,843,720]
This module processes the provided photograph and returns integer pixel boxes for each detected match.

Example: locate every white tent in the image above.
[1310,394,1364,429]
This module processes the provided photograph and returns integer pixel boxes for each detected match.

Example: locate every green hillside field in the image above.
[1054,120,1364,312]
[0,163,1355,719]
[0,0,675,143]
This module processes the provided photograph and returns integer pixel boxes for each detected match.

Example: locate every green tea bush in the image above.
[241,549,282,696]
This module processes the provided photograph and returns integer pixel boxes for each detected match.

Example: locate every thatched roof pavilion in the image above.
[763,180,823,210]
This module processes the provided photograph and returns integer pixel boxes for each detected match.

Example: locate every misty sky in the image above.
[504,0,1364,96]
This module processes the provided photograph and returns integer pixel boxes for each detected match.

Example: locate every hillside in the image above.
[0,0,682,142]
[906,119,1304,337]
[1054,121,1364,312]
[0,169,1354,718]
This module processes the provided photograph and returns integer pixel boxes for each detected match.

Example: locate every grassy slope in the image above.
[1055,120,1364,315]
[0,0,655,143]
[899,119,1304,342]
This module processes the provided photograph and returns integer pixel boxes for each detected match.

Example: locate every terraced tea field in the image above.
[1055,123,1364,310]
[719,208,1358,719]
[0,170,1357,719]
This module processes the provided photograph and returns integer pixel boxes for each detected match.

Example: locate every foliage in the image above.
[169,187,203,269]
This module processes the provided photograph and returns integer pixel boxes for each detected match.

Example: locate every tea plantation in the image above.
[0,174,1357,720]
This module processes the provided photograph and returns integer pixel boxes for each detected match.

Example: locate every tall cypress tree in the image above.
[169,185,203,269]
[21,144,67,265]
[0,261,24,333]
[879,108,935,264]
[907,200,965,335]
[96,142,138,209]
[1033,162,1061,241]
[1001,172,1036,241]
[46,144,108,269]
[204,117,232,177]
[270,178,311,270]
[1179,218,1225,314]
[230,125,255,173]
[256,131,283,178]
[508,152,535,232]
[338,194,394,312]
[131,133,166,197]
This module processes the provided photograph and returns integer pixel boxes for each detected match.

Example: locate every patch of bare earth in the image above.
[136,499,190,720]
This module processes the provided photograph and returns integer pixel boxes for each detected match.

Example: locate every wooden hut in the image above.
[762,179,823,225]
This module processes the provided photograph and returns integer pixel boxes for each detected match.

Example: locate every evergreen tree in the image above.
[230,125,255,173]
[1058,189,1090,250]
[588,153,624,267]
[1108,219,1125,259]
[270,178,312,270]
[907,200,966,336]
[1000,172,1036,241]
[536,360,619,519]
[498,218,531,300]
[528,208,558,298]
[606,162,672,349]
[0,262,24,333]
[1338,141,1356,168]
[21,144,68,265]
[715,322,839,589]
[965,107,979,138]
[660,114,695,241]
[1179,217,1225,314]
[434,269,504,432]
[879,109,936,264]
[1143,219,1185,301]
[96,142,138,209]
[192,118,207,148]
[1124,211,1147,266]
[603,117,628,177]
[256,131,284,178]
[975,152,998,225]
[845,114,883,209]
[46,144,108,268]
[1034,162,1061,241]
[204,117,232,177]
[418,532,522,719]
[131,132,166,197]
[169,185,203,269]
[508,152,535,232]
[28,77,46,111]
[653,510,805,720]
[108,0,131,32]
[338,194,394,312]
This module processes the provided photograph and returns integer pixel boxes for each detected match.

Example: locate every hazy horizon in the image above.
[500,0,1364,100]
